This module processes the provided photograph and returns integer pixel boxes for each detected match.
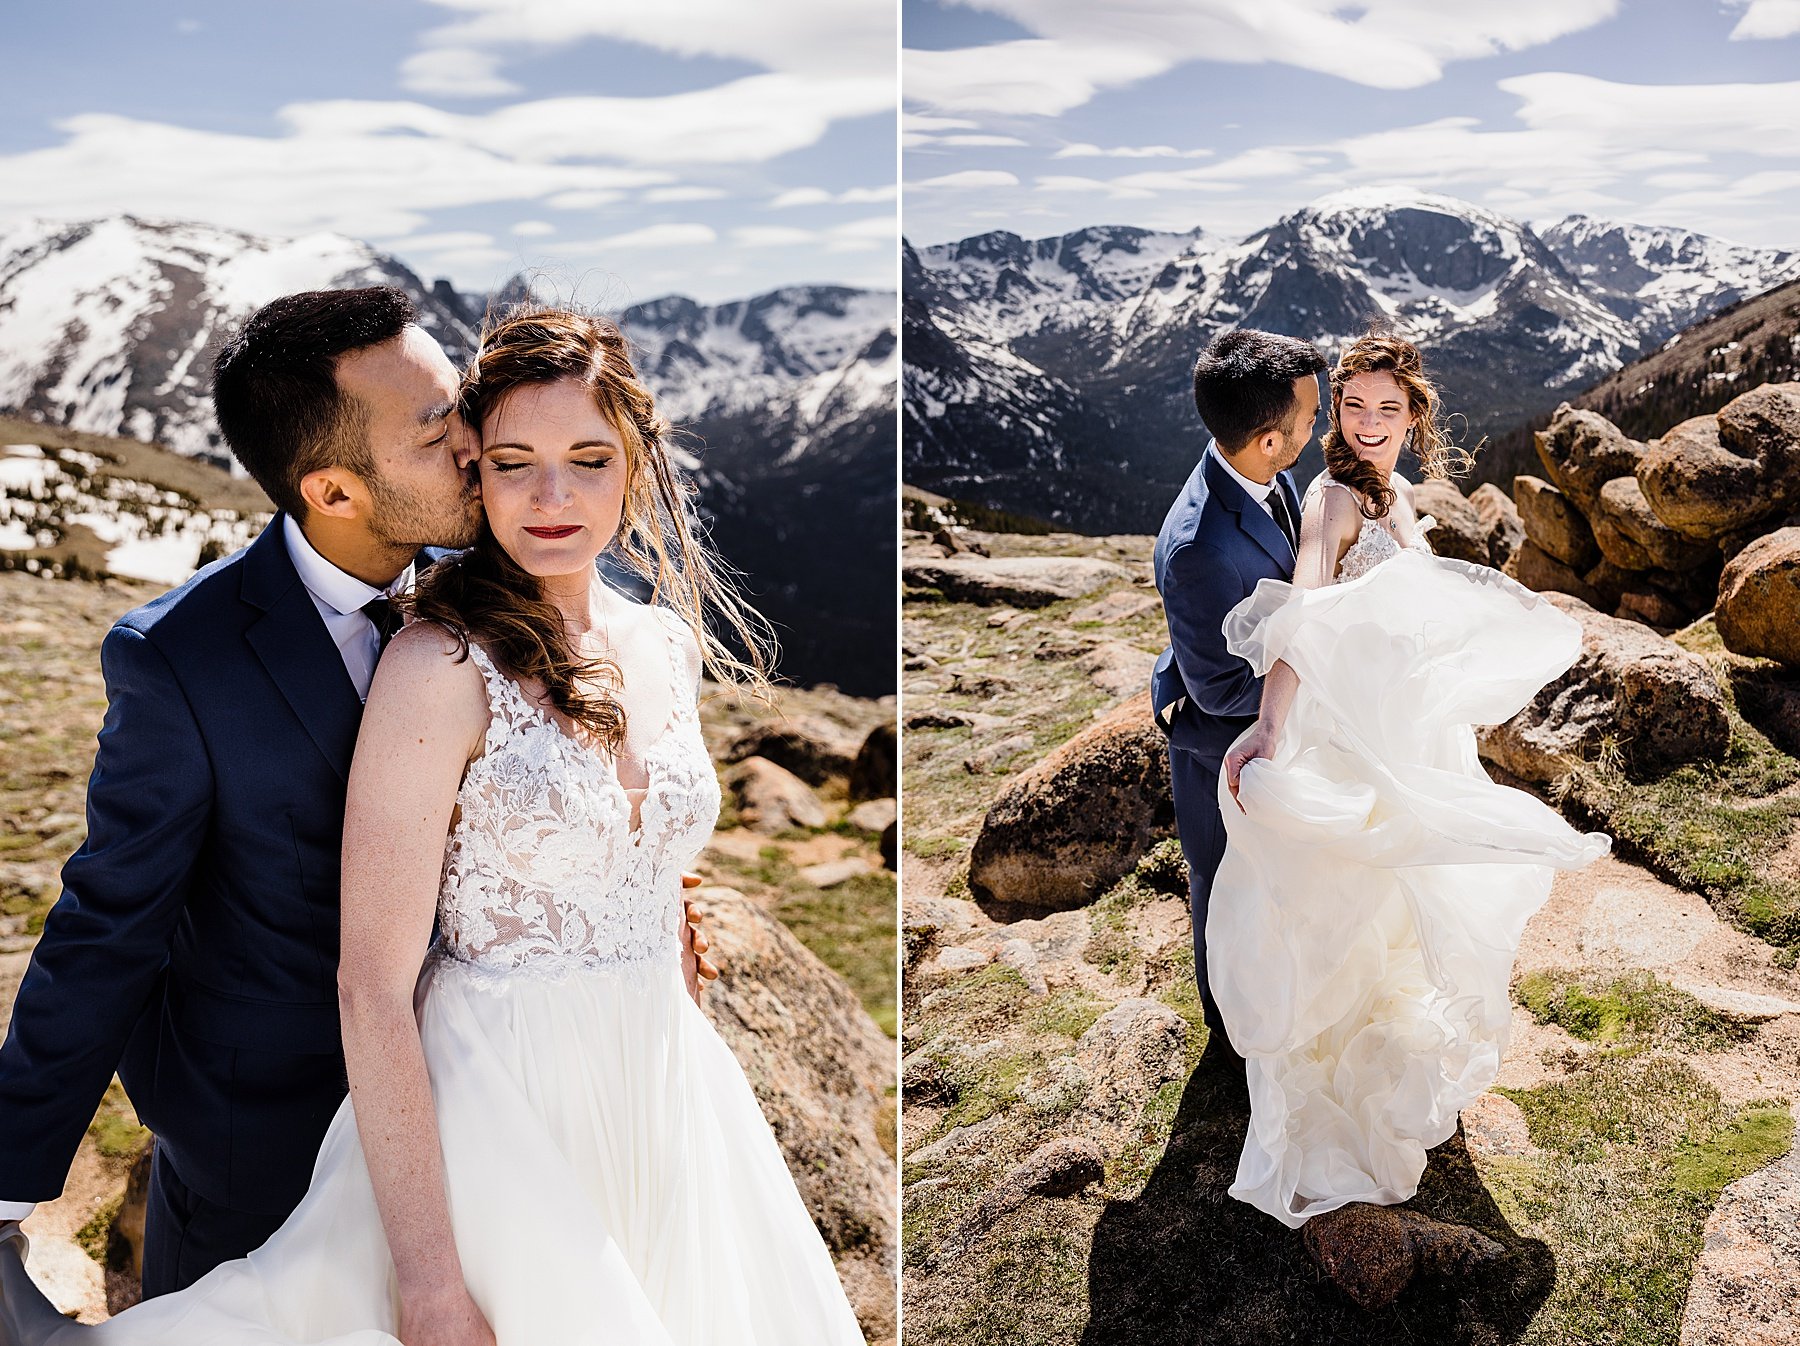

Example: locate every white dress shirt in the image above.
[1210,442,1280,522]
[0,523,415,1224]
[282,514,414,701]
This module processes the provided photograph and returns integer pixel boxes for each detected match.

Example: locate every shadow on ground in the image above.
[1079,1053,1556,1345]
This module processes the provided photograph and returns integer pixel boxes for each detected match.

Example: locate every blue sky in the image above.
[0,0,897,305]
[904,0,1800,250]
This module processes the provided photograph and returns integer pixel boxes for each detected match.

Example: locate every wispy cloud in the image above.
[907,0,1621,115]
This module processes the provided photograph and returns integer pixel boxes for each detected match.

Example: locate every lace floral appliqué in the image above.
[435,607,719,980]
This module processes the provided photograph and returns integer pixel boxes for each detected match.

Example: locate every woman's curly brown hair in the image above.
[407,304,776,749]
[1322,330,1473,519]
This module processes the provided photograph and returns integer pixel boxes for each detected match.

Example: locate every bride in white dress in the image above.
[4,306,867,1345]
[1211,333,1610,1230]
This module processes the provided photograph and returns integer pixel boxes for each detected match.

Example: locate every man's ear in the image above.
[297,466,367,522]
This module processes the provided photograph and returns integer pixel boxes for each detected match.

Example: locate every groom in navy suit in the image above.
[0,287,485,1297]
[1151,329,1327,1046]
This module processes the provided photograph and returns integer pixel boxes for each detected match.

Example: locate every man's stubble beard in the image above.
[366,468,483,551]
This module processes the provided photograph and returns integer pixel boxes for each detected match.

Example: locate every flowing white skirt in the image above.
[1209,551,1609,1228]
[39,957,865,1344]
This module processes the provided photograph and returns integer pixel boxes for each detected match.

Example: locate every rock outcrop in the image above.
[903,555,1129,607]
[724,757,828,833]
[701,885,897,1342]
[1478,594,1730,781]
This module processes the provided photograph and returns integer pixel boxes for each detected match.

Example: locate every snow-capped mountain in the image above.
[1539,215,1800,340]
[904,189,1799,533]
[0,216,478,462]
[0,216,897,692]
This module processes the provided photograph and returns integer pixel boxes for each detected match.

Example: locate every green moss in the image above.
[1670,1103,1794,1196]
[1516,968,1748,1053]
[1557,625,1800,949]
[774,870,897,1037]
[1486,1055,1794,1345]
[1024,988,1109,1041]
[74,1190,125,1266]
[905,833,968,859]
[87,1080,150,1160]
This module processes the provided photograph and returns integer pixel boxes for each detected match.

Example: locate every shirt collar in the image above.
[282,513,413,616]
[1208,441,1275,504]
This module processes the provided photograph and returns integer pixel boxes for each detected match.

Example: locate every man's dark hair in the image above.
[212,287,417,517]
[1192,328,1327,451]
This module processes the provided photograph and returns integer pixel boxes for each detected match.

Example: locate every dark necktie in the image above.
[361,596,402,656]
[1268,485,1298,553]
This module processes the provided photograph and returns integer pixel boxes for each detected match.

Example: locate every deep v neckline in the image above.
[474,613,687,843]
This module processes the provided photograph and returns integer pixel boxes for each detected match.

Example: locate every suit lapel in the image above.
[1203,451,1293,572]
[239,517,364,783]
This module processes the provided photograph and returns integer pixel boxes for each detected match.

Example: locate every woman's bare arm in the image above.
[338,623,493,1346]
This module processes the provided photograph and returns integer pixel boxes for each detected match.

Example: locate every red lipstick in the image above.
[524,525,581,539]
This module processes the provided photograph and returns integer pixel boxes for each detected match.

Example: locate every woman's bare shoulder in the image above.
[369,621,488,718]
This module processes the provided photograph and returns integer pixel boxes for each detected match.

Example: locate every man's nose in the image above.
[451,417,480,469]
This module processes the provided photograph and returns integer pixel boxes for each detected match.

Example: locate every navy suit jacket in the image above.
[0,517,408,1215]
[1151,447,1301,772]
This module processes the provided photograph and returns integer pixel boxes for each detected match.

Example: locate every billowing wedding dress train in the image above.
[16,608,865,1344]
[1209,478,1609,1228]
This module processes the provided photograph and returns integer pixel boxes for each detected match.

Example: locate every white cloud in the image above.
[729,216,896,252]
[903,113,980,133]
[644,186,730,203]
[940,134,1028,148]
[398,47,521,98]
[912,170,1021,190]
[1727,0,1800,39]
[546,189,628,209]
[578,223,718,250]
[1052,143,1213,160]
[0,111,667,241]
[511,219,556,236]
[287,73,888,166]
[769,184,898,208]
[907,0,1620,115]
[411,0,894,79]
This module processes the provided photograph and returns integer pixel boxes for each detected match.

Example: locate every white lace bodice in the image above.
[435,606,720,978]
[1307,476,1435,584]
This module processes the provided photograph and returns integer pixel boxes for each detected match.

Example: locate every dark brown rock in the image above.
[1011,1137,1106,1197]
[1303,1205,1504,1312]
[725,716,862,785]
[1535,405,1648,515]
[849,720,897,800]
[1514,475,1600,571]
[967,692,1175,908]
[1505,539,1604,608]
[1414,478,1488,565]
[1717,528,1800,667]
[1470,483,1523,569]
[1638,414,1766,540]
[1617,589,1690,629]
[1478,594,1730,780]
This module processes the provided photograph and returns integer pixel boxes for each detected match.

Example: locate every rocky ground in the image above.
[0,567,898,1344]
[900,517,1800,1346]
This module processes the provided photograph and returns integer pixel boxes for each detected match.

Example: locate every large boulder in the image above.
[701,885,896,1341]
[1478,594,1730,781]
[849,720,897,801]
[724,757,828,833]
[967,692,1175,909]
[1535,406,1648,515]
[1719,382,1800,501]
[1469,483,1523,569]
[724,716,862,786]
[1514,475,1600,571]
[1415,479,1488,565]
[1637,414,1766,540]
[903,555,1129,608]
[1716,528,1800,667]
[1591,476,1715,572]
[1679,1120,1800,1346]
